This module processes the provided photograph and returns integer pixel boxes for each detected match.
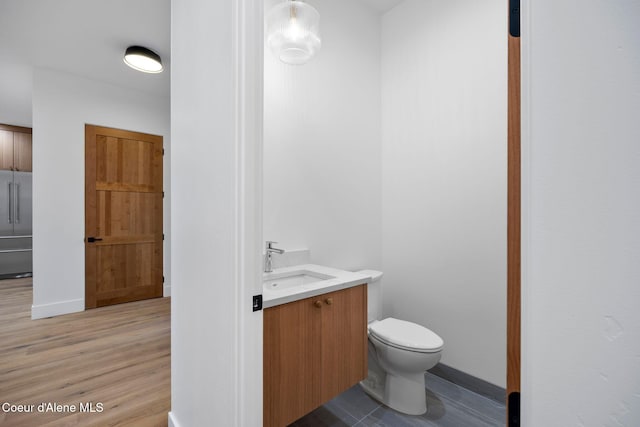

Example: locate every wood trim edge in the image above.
[507,24,522,427]
[85,124,162,143]
[85,125,97,309]
[0,124,32,134]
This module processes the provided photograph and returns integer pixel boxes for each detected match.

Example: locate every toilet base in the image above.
[361,370,428,416]
[360,371,385,403]
[384,372,427,415]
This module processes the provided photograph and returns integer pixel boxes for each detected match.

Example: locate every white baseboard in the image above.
[163,285,171,297]
[168,411,182,427]
[31,298,84,319]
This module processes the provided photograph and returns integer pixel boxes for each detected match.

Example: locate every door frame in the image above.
[507,0,521,425]
[227,0,522,423]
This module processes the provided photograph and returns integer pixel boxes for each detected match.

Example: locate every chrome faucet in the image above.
[264,241,285,273]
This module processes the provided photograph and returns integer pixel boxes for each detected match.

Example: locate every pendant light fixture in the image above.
[266,0,321,65]
[123,46,163,73]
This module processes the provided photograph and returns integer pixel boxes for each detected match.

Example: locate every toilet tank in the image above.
[356,270,383,323]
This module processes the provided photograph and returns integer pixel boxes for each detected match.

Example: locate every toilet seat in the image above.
[369,318,443,353]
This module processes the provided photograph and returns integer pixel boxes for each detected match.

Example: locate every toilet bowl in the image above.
[357,270,444,416]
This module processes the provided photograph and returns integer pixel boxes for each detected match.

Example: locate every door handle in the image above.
[14,183,19,224]
[87,237,103,243]
[7,183,12,224]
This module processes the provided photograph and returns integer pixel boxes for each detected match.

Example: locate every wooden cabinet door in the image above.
[319,285,368,403]
[0,126,32,171]
[264,297,321,427]
[0,130,14,171]
[13,133,32,172]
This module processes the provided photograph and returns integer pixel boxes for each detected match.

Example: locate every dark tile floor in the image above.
[290,372,506,427]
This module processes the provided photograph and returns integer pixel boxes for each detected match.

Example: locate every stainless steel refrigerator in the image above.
[0,170,32,277]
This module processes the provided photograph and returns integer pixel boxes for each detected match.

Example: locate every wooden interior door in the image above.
[85,125,163,308]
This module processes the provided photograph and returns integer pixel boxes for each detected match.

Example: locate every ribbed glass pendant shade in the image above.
[266,1,321,65]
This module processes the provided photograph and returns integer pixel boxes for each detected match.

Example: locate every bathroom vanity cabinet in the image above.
[263,284,368,427]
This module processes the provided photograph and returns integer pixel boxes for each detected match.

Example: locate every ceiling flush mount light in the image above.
[266,0,321,65]
[123,46,163,73]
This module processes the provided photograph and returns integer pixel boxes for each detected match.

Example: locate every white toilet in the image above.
[357,270,444,416]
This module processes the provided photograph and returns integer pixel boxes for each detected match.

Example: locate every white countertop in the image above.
[262,264,370,309]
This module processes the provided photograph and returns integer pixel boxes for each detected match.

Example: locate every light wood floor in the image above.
[0,279,170,427]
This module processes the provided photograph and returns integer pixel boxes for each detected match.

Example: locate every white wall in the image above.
[381,0,507,387]
[170,0,264,426]
[0,61,32,127]
[31,68,171,319]
[522,0,640,424]
[263,0,382,271]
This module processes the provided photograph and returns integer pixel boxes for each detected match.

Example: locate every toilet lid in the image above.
[369,318,443,352]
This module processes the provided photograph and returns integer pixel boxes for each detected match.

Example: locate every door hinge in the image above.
[508,392,520,427]
[509,0,520,37]
[163,276,165,283]
[162,191,165,198]
[253,295,263,312]
[162,148,165,155]
[162,233,165,240]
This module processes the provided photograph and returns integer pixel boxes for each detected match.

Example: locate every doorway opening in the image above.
[0,123,33,281]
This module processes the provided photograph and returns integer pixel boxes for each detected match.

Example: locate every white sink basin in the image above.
[261,264,371,308]
[264,270,335,292]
